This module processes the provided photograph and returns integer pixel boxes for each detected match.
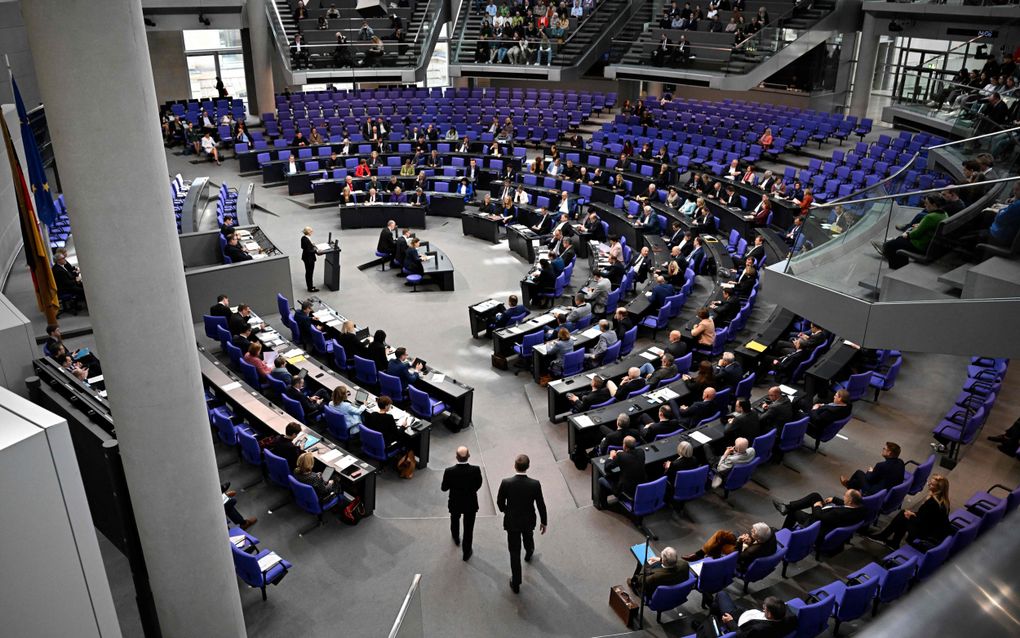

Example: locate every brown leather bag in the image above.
[609,585,639,629]
[396,450,417,479]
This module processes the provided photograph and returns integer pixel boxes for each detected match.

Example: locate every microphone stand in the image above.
[636,531,652,630]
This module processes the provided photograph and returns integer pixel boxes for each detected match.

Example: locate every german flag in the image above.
[1,108,59,324]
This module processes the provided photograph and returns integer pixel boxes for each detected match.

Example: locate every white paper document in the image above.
[257,552,283,572]
[689,431,713,445]
[779,384,797,396]
[319,448,344,464]
[222,382,242,391]
[431,373,446,383]
[640,351,657,360]
[574,415,594,427]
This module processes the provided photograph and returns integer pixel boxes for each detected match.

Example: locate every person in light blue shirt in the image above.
[988,182,1020,247]
[328,385,364,435]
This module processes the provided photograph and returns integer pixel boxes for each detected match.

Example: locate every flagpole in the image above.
[7,53,55,263]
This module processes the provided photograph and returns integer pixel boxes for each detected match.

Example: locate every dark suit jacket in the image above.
[861,457,906,495]
[616,377,646,400]
[604,447,647,497]
[378,228,397,254]
[268,436,302,470]
[809,402,852,429]
[636,563,690,598]
[737,531,777,572]
[284,385,318,415]
[364,410,401,446]
[301,235,317,263]
[723,412,761,446]
[209,303,232,318]
[53,262,80,292]
[497,474,548,532]
[224,244,251,262]
[643,419,680,442]
[441,463,483,513]
[293,310,314,344]
[714,361,743,388]
[602,427,642,451]
[336,332,367,360]
[574,387,612,412]
[713,297,740,327]
[810,503,869,538]
[676,399,716,426]
[650,283,676,308]
[760,396,793,430]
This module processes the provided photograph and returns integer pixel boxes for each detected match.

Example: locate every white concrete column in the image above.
[645,81,664,99]
[245,0,276,118]
[849,13,880,119]
[19,1,245,636]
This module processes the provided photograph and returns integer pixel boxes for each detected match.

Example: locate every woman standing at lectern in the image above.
[301,226,319,293]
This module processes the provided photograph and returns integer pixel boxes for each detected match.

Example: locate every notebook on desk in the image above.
[302,434,321,450]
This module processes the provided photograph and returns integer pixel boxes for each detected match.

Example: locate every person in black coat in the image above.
[869,475,951,549]
[377,220,398,258]
[365,329,389,373]
[710,288,741,327]
[713,352,743,388]
[775,488,868,539]
[597,436,647,507]
[597,414,642,455]
[612,308,634,341]
[699,595,798,638]
[640,405,680,442]
[497,454,548,593]
[301,226,319,292]
[806,389,852,437]
[403,238,426,276]
[52,251,86,301]
[292,301,317,348]
[674,388,720,427]
[718,398,761,449]
[841,441,905,496]
[268,422,304,470]
[209,295,232,318]
[441,446,484,560]
[223,234,252,262]
[566,375,612,412]
[663,440,702,486]
[363,396,403,448]
[759,386,793,432]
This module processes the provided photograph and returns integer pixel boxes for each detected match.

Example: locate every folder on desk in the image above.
[745,340,767,353]
[574,415,594,427]
[631,542,658,565]
[689,430,713,445]
[319,448,344,464]
[639,351,658,360]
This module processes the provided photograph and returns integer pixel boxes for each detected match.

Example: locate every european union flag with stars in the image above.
[13,77,58,227]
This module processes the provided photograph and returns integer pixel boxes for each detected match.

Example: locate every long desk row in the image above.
[197,347,381,513]
[305,297,474,425]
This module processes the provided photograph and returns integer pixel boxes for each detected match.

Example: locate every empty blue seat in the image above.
[230,543,292,600]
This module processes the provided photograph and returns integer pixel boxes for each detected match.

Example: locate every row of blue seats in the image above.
[933,357,1010,459]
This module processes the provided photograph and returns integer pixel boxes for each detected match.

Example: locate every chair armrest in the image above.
[987,483,1012,497]
[903,459,919,470]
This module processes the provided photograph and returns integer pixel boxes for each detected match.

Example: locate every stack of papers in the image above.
[779,384,797,396]
[574,415,594,427]
[229,534,247,547]
[689,431,713,445]
[319,448,344,464]
[648,346,664,355]
[657,387,680,401]
[639,351,658,360]
[222,382,242,391]
[257,552,283,572]
[283,348,304,358]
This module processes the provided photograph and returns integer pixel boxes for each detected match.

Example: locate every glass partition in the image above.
[784,126,1020,300]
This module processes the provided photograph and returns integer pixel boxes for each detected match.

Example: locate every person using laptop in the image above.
[328,385,365,436]
[293,452,338,504]
[268,422,303,470]
[285,376,328,420]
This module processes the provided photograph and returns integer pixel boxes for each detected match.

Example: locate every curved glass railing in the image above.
[781,126,1020,299]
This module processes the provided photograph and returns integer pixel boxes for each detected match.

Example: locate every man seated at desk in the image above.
[612,308,634,341]
[581,270,611,316]
[389,187,408,204]
[285,376,329,420]
[709,288,740,328]
[410,187,429,209]
[404,238,428,276]
[268,422,304,469]
[629,246,653,284]
[566,375,612,413]
[628,547,689,600]
[647,275,676,309]
[578,211,606,242]
[365,187,382,204]
[229,304,264,336]
[640,351,679,389]
[604,254,626,288]
[387,347,424,385]
[552,238,575,273]
[640,405,680,442]
[807,389,852,439]
[232,324,256,353]
[478,193,497,216]
[209,294,232,319]
[635,205,661,233]
[270,356,295,385]
[712,351,743,388]
[292,301,321,348]
[597,436,646,508]
[586,320,619,367]
[223,234,253,262]
[675,387,719,427]
[566,293,592,326]
[488,295,525,334]
[531,207,554,233]
[758,386,794,432]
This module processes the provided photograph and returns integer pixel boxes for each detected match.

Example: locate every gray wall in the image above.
[0,292,36,397]
[147,30,191,104]
[184,255,293,323]
[0,1,41,109]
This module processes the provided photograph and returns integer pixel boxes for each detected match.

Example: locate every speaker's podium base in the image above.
[323,247,341,291]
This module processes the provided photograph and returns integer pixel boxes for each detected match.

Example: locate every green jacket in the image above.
[908,210,948,251]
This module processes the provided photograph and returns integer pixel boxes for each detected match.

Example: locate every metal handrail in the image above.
[814,174,1020,209]
[612,37,731,53]
[926,123,1020,150]
[387,574,422,638]
[732,1,804,50]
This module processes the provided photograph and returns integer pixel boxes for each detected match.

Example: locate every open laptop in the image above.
[354,389,370,405]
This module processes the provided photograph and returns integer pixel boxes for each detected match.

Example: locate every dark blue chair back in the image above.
[776,520,821,577]
[378,371,404,399]
[216,325,232,351]
[816,522,862,557]
[323,404,350,442]
[722,457,760,496]
[277,293,291,318]
[264,449,292,487]
[359,424,387,462]
[905,453,935,495]
[624,476,668,518]
[695,551,738,596]
[211,408,239,446]
[881,477,912,515]
[562,349,584,377]
[832,577,880,626]
[738,542,787,593]
[516,330,544,357]
[779,417,809,453]
[840,371,872,401]
[735,371,755,399]
[672,465,710,503]
[859,489,887,528]
[602,339,622,364]
[354,355,378,386]
[310,327,331,355]
[239,359,261,389]
[332,340,351,371]
[878,555,918,603]
[238,428,262,467]
[203,314,228,340]
[288,475,329,515]
[225,341,243,368]
[789,591,835,638]
[281,393,305,423]
[645,574,696,619]
[265,374,287,396]
[619,326,638,356]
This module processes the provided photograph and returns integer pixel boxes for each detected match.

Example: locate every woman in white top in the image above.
[514,185,530,205]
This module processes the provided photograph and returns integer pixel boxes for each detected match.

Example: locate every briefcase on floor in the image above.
[491,354,508,370]
[609,585,639,629]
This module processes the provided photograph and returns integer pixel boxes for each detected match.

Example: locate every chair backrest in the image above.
[285,313,301,343]
[751,429,776,465]
[777,520,821,565]
[231,543,265,588]
[779,416,809,453]
[906,454,936,495]
[203,314,228,340]
[833,577,881,623]
[562,349,584,377]
[734,371,755,399]
[263,449,292,488]
[791,591,835,638]
[877,356,903,390]
[211,407,238,446]
[818,415,851,444]
[859,489,887,528]
[323,404,350,442]
[949,514,981,556]
[976,497,1008,534]
[287,475,324,515]
[879,555,919,603]
[630,476,668,517]
[646,573,697,611]
[816,522,861,556]
[741,542,787,587]
[237,428,262,467]
[842,372,872,401]
[224,341,243,368]
[310,327,329,354]
[378,371,404,399]
[914,534,953,581]
[354,355,378,385]
[281,393,305,423]
[697,551,739,595]
[519,330,544,357]
[332,340,349,370]
[359,424,386,461]
[881,477,912,515]
[672,465,710,502]
[215,324,232,351]
[723,457,761,492]
[602,339,622,364]
[239,359,261,389]
[619,326,638,356]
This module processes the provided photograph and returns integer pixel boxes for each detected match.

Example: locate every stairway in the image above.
[553,0,630,66]
[606,0,657,65]
[720,0,835,75]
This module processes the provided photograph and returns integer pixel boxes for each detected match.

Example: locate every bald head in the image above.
[623,436,637,450]
[627,367,640,380]
[734,437,749,453]
[456,446,470,462]
[768,386,781,400]
[703,387,717,401]
[669,330,682,343]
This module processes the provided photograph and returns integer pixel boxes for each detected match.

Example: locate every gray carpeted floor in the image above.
[26,144,1020,638]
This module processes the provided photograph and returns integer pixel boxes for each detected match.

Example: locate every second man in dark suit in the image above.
[441,446,484,561]
[497,454,548,593]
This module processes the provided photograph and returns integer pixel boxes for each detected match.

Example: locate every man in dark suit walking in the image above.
[497,454,548,593]
[441,446,483,561]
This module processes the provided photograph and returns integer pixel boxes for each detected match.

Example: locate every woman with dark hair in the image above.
[366,329,389,372]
